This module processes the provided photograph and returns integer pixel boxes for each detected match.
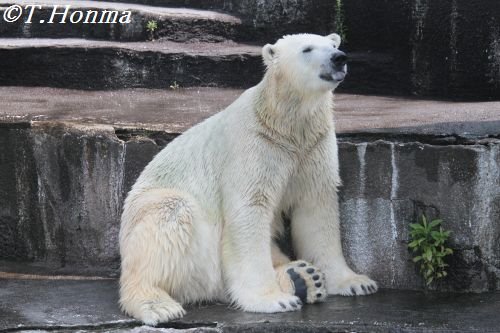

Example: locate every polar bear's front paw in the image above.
[239,291,303,313]
[276,260,327,304]
[328,274,378,296]
[137,300,186,326]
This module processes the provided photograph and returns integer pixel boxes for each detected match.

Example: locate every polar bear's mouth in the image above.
[320,70,346,82]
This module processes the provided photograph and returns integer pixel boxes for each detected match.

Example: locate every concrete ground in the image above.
[1,276,499,333]
[1,87,499,136]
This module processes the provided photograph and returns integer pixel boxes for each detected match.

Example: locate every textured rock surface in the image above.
[0,39,407,95]
[1,118,499,292]
[0,0,242,42]
[0,123,126,273]
[0,39,263,89]
[1,278,500,332]
[1,0,499,99]
[341,0,500,100]
[338,140,500,292]
[89,0,336,40]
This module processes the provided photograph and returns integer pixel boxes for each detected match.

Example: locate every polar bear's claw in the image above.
[329,274,378,296]
[239,292,302,313]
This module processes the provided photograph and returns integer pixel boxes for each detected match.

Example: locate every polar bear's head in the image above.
[262,33,347,93]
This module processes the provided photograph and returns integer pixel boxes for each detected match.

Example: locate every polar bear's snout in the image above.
[330,50,348,82]
[320,49,348,83]
[332,51,347,69]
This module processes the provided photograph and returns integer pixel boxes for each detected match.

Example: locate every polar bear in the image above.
[119,33,377,325]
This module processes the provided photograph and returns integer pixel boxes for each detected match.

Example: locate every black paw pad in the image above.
[315,282,322,288]
[286,268,308,302]
[312,275,320,281]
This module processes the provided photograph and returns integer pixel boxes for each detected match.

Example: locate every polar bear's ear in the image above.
[262,44,276,66]
[327,33,342,48]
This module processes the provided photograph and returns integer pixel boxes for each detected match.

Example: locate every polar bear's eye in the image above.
[302,47,313,53]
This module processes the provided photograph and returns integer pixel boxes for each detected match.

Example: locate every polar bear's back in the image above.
[129,87,257,211]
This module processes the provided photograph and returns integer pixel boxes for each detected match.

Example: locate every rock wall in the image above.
[339,139,500,292]
[1,123,499,291]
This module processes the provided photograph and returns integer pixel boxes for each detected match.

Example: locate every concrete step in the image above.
[0,38,406,95]
[0,0,334,44]
[0,38,263,89]
[3,0,499,100]
[0,87,499,293]
[0,0,242,42]
[91,0,335,44]
[92,0,224,9]
[1,277,499,332]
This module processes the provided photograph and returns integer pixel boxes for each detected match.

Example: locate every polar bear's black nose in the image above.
[331,51,347,67]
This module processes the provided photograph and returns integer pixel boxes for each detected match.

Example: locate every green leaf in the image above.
[431,231,441,240]
[426,276,434,285]
[408,240,419,248]
[424,248,433,261]
[413,256,422,263]
[429,219,442,228]
[410,223,424,231]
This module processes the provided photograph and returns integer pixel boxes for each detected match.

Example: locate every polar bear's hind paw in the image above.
[138,300,186,326]
[283,260,327,304]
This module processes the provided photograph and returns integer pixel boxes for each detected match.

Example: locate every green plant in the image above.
[169,81,180,90]
[146,20,158,33]
[335,0,348,43]
[409,215,453,286]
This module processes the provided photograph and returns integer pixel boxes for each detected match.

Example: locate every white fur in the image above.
[119,33,377,325]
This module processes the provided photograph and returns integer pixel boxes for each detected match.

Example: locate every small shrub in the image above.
[408,215,453,286]
[146,20,158,33]
[169,81,180,90]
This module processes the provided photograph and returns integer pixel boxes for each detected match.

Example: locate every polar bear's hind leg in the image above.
[119,189,199,325]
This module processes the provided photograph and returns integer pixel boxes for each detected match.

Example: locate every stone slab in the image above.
[1,278,500,332]
[0,0,241,42]
[0,39,400,95]
[0,87,499,136]
[0,39,263,89]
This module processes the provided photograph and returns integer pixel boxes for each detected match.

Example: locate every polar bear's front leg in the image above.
[291,196,378,296]
[221,141,304,313]
[222,206,302,312]
[289,135,378,296]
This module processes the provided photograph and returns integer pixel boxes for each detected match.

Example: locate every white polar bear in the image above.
[119,33,377,325]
